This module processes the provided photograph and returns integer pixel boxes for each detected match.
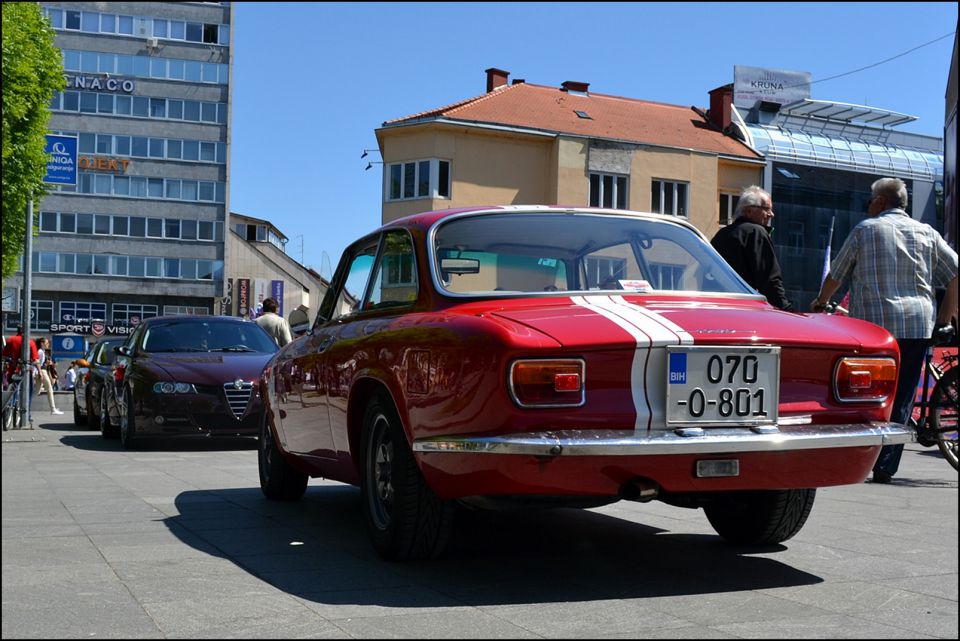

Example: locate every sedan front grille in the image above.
[223,381,253,419]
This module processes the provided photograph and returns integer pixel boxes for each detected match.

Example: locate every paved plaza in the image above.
[2,395,958,639]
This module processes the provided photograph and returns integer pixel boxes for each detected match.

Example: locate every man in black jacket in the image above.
[711,185,794,311]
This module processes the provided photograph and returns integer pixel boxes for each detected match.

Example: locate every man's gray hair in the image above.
[871,177,908,209]
[734,185,770,218]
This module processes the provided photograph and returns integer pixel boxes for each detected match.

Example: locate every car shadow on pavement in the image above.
[161,485,823,608]
[57,432,257,452]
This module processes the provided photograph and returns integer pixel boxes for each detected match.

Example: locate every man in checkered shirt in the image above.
[812,177,958,483]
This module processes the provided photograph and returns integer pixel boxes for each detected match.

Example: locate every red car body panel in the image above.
[262,207,908,503]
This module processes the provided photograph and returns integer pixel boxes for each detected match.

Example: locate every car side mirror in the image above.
[288,308,311,335]
[114,346,130,357]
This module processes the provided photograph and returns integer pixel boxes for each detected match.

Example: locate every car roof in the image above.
[140,314,251,325]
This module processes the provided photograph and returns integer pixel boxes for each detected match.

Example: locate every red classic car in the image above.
[258,206,911,560]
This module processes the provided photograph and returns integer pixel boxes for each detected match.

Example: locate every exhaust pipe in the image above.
[619,478,659,503]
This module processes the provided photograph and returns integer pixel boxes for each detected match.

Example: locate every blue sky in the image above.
[229,2,957,275]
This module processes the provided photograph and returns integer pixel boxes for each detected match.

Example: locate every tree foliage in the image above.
[2,2,64,280]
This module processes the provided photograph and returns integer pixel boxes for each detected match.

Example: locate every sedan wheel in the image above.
[119,387,138,450]
[86,388,101,430]
[73,397,83,426]
[361,392,454,561]
[99,387,117,439]
[258,411,307,500]
[704,489,816,545]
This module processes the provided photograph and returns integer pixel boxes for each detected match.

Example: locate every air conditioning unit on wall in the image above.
[146,37,159,50]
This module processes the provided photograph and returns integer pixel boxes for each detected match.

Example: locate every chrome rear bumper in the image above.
[412,422,912,457]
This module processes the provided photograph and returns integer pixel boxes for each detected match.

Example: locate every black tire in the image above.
[931,367,959,471]
[360,392,454,561]
[258,411,307,500]
[119,386,138,450]
[99,387,118,439]
[87,387,101,431]
[73,396,84,426]
[704,489,816,545]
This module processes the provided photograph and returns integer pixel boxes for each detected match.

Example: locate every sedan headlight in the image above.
[153,381,197,394]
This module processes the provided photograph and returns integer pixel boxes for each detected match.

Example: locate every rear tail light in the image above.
[834,357,896,402]
[84,372,91,383]
[509,359,585,408]
[113,365,125,383]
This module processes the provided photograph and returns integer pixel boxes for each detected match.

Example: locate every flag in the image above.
[820,216,835,285]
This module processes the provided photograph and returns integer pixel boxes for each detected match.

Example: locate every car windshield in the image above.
[431,212,754,296]
[141,320,278,354]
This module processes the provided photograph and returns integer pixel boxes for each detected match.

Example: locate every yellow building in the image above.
[375,69,764,239]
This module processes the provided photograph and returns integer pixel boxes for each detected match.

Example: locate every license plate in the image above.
[665,346,779,426]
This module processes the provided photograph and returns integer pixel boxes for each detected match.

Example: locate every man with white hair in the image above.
[813,177,958,483]
[711,185,794,311]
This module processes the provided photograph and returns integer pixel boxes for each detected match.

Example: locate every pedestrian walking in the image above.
[255,297,293,347]
[711,185,794,311]
[2,326,39,422]
[812,177,958,483]
[35,337,63,415]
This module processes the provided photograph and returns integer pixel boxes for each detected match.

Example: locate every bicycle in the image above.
[910,325,958,471]
[2,362,26,431]
[819,303,958,471]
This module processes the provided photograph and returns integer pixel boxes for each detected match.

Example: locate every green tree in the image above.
[2,2,64,280]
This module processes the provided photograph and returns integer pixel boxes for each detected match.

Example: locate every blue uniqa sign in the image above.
[44,134,77,185]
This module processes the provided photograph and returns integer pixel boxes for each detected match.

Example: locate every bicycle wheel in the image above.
[930,367,959,471]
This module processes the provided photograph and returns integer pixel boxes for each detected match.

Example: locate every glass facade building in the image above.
[734,99,944,309]
[4,2,233,344]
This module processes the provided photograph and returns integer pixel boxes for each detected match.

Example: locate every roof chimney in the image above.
[485,68,509,93]
[708,84,733,131]
[561,80,590,94]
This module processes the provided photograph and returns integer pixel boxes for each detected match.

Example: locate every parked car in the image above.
[257,206,910,561]
[112,315,278,449]
[73,337,126,435]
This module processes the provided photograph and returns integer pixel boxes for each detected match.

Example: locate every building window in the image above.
[589,173,628,209]
[5,300,54,333]
[163,306,209,316]
[387,159,451,201]
[586,256,627,289]
[648,263,685,290]
[719,192,739,225]
[112,304,158,326]
[60,301,107,324]
[651,180,688,217]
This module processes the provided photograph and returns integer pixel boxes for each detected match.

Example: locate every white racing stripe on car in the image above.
[608,296,694,345]
[571,296,652,430]
[574,295,697,431]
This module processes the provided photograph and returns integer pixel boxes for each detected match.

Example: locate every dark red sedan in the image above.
[113,315,278,449]
[258,206,910,560]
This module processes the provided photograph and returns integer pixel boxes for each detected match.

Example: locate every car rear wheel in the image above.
[86,388,101,430]
[73,396,84,426]
[119,386,138,450]
[258,411,307,500]
[99,387,117,439]
[361,392,454,561]
[704,489,816,545]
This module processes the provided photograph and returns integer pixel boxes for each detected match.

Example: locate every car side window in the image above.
[365,230,417,309]
[331,241,378,320]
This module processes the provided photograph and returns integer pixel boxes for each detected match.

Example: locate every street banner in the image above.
[271,280,284,316]
[44,134,78,186]
[237,278,250,318]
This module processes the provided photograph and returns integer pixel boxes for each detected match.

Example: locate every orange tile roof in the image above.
[385,82,761,160]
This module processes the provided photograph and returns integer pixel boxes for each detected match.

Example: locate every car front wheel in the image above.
[119,387,138,450]
[361,392,454,561]
[258,411,307,500]
[704,489,816,545]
